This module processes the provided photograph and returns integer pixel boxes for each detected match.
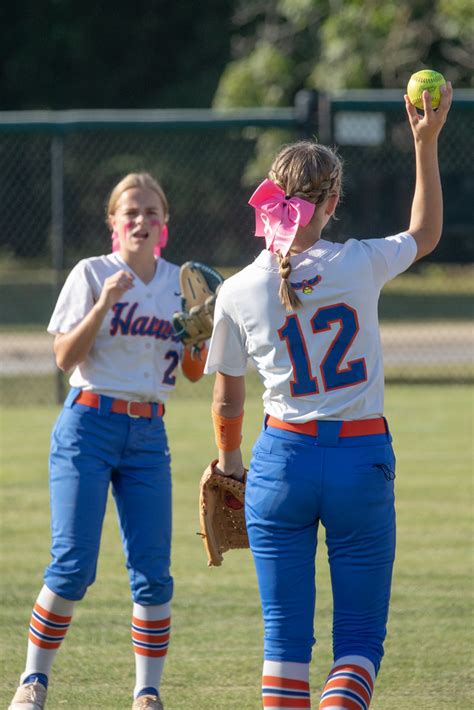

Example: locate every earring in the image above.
[111,230,120,251]
[159,224,169,249]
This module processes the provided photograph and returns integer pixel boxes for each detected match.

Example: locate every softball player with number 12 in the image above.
[206,85,452,708]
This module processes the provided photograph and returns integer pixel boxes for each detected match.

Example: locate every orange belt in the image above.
[75,391,164,419]
[266,416,387,437]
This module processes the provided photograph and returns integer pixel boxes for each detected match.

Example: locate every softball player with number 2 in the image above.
[9,172,205,710]
[206,85,452,708]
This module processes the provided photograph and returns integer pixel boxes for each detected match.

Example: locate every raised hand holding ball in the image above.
[407,70,446,110]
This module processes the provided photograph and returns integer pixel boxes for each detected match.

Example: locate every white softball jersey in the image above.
[48,252,183,402]
[205,233,417,421]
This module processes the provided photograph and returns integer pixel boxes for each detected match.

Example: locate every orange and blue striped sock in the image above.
[319,655,375,709]
[262,660,311,709]
[21,585,74,684]
[132,602,171,699]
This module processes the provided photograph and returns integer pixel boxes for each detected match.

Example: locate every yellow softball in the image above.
[407,70,446,110]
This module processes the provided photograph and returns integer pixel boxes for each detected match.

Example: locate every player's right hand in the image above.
[97,269,135,310]
[215,449,246,482]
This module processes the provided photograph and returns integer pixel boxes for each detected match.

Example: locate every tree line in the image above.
[1,0,471,111]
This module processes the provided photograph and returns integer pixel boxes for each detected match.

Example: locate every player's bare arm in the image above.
[405,82,453,261]
[54,269,134,371]
[212,372,246,481]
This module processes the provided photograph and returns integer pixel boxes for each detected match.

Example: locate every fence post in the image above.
[51,135,65,404]
[294,89,332,143]
[294,89,318,138]
[316,92,332,144]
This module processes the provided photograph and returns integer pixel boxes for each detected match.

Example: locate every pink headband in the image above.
[111,224,169,258]
[248,179,316,256]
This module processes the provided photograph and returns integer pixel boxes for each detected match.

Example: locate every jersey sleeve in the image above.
[360,232,418,290]
[204,283,248,376]
[47,260,96,334]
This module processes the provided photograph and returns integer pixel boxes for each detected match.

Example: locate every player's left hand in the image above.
[404,81,453,142]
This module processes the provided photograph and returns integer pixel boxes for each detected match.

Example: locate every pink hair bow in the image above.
[248,179,316,256]
[111,224,168,258]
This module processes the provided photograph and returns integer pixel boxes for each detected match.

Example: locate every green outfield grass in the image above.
[0,384,473,709]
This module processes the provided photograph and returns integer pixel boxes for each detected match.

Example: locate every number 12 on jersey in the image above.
[278,303,367,396]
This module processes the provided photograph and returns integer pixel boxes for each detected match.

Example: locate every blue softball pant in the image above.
[44,388,173,605]
[246,419,396,674]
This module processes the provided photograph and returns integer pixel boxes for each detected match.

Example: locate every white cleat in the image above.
[9,681,47,709]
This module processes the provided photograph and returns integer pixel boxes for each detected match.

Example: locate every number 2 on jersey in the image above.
[162,350,180,385]
[278,303,367,396]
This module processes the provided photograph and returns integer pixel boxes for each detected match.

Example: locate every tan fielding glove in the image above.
[198,460,249,567]
[173,262,224,349]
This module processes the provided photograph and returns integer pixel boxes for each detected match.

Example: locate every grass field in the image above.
[0,383,473,709]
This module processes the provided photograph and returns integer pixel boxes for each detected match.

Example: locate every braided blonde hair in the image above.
[269,141,342,311]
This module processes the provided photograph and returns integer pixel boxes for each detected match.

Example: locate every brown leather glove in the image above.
[198,460,249,567]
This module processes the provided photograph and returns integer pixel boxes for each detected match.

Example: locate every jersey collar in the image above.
[254,239,335,272]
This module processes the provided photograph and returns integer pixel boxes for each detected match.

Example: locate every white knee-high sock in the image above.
[21,585,75,684]
[262,659,311,709]
[319,655,375,709]
[132,601,171,699]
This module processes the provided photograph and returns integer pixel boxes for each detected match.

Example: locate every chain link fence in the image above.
[1,92,473,405]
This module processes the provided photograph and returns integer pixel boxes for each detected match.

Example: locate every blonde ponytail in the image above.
[277,253,302,312]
